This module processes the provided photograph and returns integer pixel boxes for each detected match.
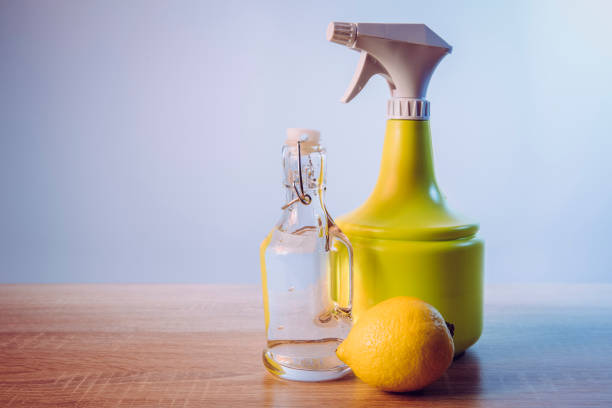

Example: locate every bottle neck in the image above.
[280,145,328,234]
[371,119,443,204]
[283,185,324,205]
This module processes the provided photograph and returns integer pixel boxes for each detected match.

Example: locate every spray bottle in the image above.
[328,22,483,354]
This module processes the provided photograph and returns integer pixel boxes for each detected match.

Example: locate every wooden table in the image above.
[0,284,611,407]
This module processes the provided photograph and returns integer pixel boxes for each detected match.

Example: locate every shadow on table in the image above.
[412,350,483,397]
[262,351,485,407]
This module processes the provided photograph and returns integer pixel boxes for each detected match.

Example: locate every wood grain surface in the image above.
[0,284,611,407]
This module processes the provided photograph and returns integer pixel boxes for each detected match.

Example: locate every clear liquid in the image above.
[262,227,351,381]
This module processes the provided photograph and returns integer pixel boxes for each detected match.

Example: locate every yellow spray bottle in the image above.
[328,22,483,354]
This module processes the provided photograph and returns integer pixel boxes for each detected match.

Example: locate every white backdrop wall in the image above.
[1,0,611,283]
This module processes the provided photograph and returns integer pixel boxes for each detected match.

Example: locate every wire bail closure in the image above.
[281,141,312,210]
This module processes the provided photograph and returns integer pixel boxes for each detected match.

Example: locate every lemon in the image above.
[336,296,454,392]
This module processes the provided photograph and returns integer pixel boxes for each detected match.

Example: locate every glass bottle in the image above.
[260,128,353,382]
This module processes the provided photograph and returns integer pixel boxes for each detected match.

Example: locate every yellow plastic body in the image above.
[337,120,484,354]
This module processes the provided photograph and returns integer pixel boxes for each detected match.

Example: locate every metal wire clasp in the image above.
[281,141,312,210]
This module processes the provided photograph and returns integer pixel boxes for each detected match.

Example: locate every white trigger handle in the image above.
[341,51,395,103]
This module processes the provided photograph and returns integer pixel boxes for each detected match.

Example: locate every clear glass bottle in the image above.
[260,128,353,382]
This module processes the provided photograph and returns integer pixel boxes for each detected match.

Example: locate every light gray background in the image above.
[1,0,611,283]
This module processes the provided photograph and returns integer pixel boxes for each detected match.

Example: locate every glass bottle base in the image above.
[262,338,351,382]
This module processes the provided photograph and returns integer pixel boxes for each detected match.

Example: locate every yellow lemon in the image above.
[336,296,454,392]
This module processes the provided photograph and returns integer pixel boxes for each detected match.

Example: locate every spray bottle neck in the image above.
[337,118,479,240]
[372,119,442,203]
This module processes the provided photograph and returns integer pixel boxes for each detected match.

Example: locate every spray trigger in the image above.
[341,51,395,103]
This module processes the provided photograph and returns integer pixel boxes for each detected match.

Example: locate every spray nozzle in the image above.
[327,22,452,119]
[327,22,357,47]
